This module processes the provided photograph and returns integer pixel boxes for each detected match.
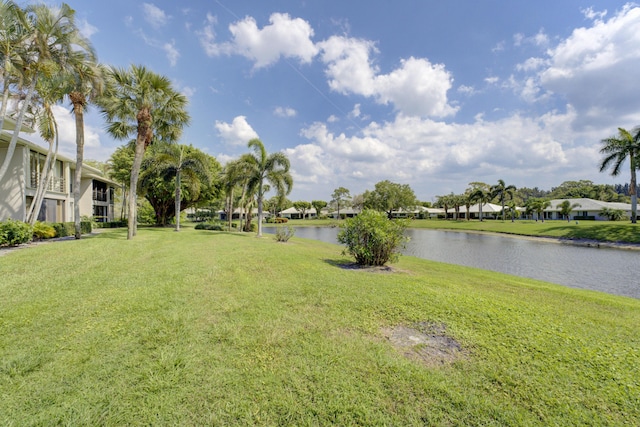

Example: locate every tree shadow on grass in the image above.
[538,223,640,244]
[323,258,400,273]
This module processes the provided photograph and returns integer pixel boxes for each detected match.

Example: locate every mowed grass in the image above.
[1,227,639,425]
[289,218,640,244]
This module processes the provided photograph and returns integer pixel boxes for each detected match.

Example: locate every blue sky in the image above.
[37,0,640,202]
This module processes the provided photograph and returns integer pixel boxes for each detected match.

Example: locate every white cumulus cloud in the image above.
[215,116,259,146]
[142,3,169,29]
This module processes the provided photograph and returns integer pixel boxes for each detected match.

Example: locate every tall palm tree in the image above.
[599,127,640,224]
[469,183,491,221]
[98,65,190,239]
[150,143,211,231]
[0,0,28,134]
[63,53,102,238]
[240,138,292,237]
[491,179,516,221]
[25,73,65,225]
[558,200,581,222]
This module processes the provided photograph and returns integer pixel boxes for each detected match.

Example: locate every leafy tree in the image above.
[331,187,351,218]
[468,182,491,221]
[599,127,640,223]
[363,180,417,219]
[148,143,213,231]
[337,209,408,266]
[292,200,312,219]
[351,193,365,211]
[558,200,582,222]
[600,207,625,221]
[139,144,218,227]
[99,65,190,239]
[311,200,327,217]
[491,179,516,221]
[240,138,292,237]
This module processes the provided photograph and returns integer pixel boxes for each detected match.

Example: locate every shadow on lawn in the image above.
[538,223,640,243]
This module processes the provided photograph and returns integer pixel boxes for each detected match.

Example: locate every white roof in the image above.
[545,198,631,212]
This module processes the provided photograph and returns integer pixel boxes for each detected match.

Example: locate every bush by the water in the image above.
[0,219,33,247]
[338,209,409,266]
[274,224,295,242]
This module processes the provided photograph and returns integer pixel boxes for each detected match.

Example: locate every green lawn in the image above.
[1,227,638,425]
[288,218,640,244]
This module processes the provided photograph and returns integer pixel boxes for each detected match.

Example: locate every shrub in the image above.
[51,221,92,237]
[337,209,409,266]
[33,222,56,240]
[274,224,295,242]
[275,217,288,223]
[195,223,223,231]
[0,219,33,247]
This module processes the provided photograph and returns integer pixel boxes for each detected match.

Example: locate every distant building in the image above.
[0,118,116,223]
[542,198,634,221]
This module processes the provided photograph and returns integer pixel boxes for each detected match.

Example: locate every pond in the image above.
[265,226,640,299]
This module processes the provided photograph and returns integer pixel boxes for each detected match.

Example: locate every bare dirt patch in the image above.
[381,321,466,367]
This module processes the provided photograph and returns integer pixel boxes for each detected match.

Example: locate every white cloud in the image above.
[215,116,259,146]
[274,107,297,118]
[163,40,180,66]
[318,37,457,118]
[537,4,640,128]
[375,57,457,117]
[197,14,228,57]
[201,13,318,68]
[457,85,476,95]
[77,18,98,38]
[318,36,379,96]
[582,7,607,21]
[142,3,169,29]
[288,106,592,199]
[484,76,499,85]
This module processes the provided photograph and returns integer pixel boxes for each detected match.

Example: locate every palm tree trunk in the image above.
[257,189,264,237]
[630,158,637,224]
[174,169,181,231]
[27,120,59,225]
[128,136,146,239]
[0,78,36,184]
[72,98,85,239]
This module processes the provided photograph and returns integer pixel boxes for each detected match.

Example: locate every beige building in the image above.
[0,118,116,223]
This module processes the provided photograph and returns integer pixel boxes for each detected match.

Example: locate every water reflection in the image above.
[266,226,639,299]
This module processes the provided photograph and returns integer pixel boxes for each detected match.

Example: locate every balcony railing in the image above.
[30,173,65,192]
[93,189,108,202]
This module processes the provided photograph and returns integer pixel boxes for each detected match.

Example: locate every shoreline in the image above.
[429,228,640,251]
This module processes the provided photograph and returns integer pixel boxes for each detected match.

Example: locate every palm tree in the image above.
[25,74,65,225]
[65,55,102,238]
[0,2,78,184]
[526,198,551,222]
[491,179,516,221]
[98,65,190,239]
[599,127,640,224]
[0,0,28,134]
[558,200,581,222]
[148,143,211,231]
[240,138,292,237]
[222,158,250,231]
[469,183,491,221]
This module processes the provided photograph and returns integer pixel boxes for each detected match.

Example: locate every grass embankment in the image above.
[1,227,638,425]
[288,218,640,244]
